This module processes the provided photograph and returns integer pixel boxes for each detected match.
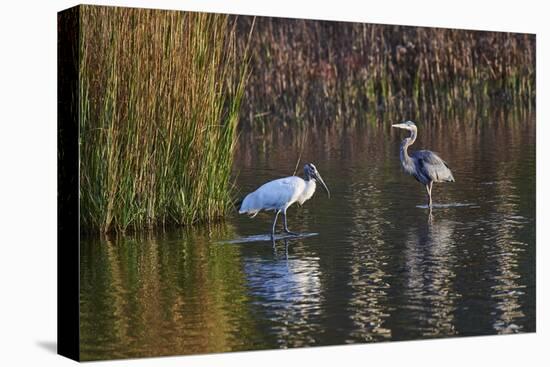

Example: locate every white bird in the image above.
[239,163,330,238]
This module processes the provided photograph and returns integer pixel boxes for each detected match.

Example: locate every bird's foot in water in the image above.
[270,231,299,240]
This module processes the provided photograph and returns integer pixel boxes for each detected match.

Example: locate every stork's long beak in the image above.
[392,123,408,129]
[315,172,330,198]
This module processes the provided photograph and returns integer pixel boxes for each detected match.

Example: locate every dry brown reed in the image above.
[235,17,535,128]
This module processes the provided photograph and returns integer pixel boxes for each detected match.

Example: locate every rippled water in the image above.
[80,110,535,360]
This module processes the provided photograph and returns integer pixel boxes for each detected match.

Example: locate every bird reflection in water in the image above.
[402,217,460,338]
[243,242,324,348]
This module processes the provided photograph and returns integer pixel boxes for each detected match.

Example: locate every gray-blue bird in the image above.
[392,121,454,209]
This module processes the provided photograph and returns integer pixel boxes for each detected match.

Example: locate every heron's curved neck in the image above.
[400,128,417,163]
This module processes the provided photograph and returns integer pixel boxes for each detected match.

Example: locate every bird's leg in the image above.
[271,210,281,239]
[425,184,430,207]
[429,181,434,208]
[426,182,433,209]
[282,209,298,236]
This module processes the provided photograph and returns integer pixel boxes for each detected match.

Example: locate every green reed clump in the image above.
[79,6,249,233]
[235,18,535,128]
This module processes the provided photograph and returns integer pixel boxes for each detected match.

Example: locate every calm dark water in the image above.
[80,110,535,360]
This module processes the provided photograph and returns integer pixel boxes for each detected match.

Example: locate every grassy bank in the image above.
[79,6,249,233]
[236,17,535,127]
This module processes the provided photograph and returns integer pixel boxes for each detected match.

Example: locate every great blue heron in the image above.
[239,163,330,238]
[392,121,454,209]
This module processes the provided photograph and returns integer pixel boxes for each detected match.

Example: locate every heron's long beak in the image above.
[392,123,408,129]
[315,172,330,198]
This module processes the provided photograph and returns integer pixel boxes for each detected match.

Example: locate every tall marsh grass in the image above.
[79,6,249,233]
[236,18,535,127]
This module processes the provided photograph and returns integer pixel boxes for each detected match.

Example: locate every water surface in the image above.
[80,109,535,360]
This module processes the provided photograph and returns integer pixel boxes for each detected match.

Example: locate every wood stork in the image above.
[239,163,330,238]
[392,120,455,210]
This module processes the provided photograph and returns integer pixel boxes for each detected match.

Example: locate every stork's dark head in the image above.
[392,120,417,131]
[304,163,330,198]
[303,163,316,179]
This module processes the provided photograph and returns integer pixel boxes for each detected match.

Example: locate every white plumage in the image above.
[239,177,315,216]
[239,163,330,237]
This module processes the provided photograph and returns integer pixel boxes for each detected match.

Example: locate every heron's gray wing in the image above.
[413,150,455,183]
